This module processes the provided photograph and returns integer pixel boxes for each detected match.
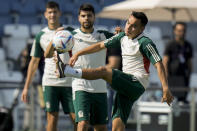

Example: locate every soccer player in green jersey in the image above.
[54,11,174,131]
[21,1,76,131]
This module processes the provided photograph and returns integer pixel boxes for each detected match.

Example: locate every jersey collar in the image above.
[133,33,144,41]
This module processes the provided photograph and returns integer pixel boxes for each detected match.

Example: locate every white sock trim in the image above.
[64,65,82,78]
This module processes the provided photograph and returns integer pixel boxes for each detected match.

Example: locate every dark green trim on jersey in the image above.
[33,31,44,57]
[97,30,114,39]
[65,26,74,32]
[138,36,162,65]
[71,31,77,35]
[104,32,125,49]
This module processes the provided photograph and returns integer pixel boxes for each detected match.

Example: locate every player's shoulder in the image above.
[97,29,110,34]
[64,26,75,32]
[71,28,80,35]
[96,30,114,39]
[113,32,125,39]
[138,35,153,45]
[35,30,45,40]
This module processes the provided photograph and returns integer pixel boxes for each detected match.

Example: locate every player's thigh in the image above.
[90,93,108,126]
[59,87,75,114]
[73,91,91,123]
[43,86,59,112]
[111,69,145,99]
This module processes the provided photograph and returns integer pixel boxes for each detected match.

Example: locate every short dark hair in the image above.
[78,3,95,15]
[46,1,60,10]
[131,11,148,26]
[173,22,187,31]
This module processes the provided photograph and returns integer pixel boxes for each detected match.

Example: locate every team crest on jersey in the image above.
[78,110,84,118]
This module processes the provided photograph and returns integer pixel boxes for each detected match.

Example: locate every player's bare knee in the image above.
[94,125,107,131]
[78,120,89,128]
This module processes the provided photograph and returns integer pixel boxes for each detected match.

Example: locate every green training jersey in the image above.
[104,32,162,88]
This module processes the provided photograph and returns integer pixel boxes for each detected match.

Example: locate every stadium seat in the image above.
[0,71,23,83]
[3,24,30,60]
[4,24,30,38]
[0,48,6,62]
[0,48,8,73]
[18,14,39,25]
[31,24,47,36]
[10,0,37,15]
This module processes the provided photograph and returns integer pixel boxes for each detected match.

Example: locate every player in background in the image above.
[21,1,76,131]
[52,11,174,131]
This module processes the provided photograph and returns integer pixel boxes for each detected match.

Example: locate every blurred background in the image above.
[0,0,196,131]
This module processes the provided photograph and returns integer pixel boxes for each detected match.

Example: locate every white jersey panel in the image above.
[120,34,149,88]
[31,27,72,87]
[72,29,107,93]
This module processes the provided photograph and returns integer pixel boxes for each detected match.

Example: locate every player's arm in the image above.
[44,41,55,58]
[154,61,174,106]
[106,55,121,69]
[69,41,106,66]
[140,40,173,106]
[162,55,169,78]
[21,56,40,103]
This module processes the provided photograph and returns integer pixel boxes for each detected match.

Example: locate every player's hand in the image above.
[21,88,29,103]
[55,27,65,33]
[69,54,78,67]
[53,52,61,78]
[114,26,123,34]
[161,87,174,106]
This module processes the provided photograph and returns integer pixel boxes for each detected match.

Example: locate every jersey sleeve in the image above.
[104,32,125,49]
[139,37,162,65]
[30,31,44,58]
[65,26,75,32]
[97,30,114,39]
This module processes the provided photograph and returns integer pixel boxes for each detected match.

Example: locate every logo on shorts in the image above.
[46,102,50,109]
[78,110,84,118]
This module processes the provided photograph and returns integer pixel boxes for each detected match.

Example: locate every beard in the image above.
[82,22,93,29]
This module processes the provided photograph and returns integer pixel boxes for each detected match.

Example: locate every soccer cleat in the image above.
[56,53,66,78]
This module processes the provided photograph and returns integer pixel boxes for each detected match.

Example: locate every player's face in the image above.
[174,24,185,40]
[124,15,144,39]
[78,10,95,30]
[44,7,61,25]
